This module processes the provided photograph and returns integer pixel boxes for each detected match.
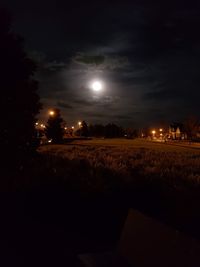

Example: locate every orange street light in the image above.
[159,128,163,132]
[49,110,55,116]
[152,130,156,135]
[72,126,74,129]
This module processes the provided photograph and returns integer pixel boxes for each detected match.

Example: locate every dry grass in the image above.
[38,139,200,189]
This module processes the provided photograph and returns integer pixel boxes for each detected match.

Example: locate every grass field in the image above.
[40,137,200,154]
[39,138,200,189]
[69,138,200,151]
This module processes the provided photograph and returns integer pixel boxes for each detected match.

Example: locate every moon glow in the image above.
[91,81,103,92]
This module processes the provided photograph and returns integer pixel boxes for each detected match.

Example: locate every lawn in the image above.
[41,137,200,151]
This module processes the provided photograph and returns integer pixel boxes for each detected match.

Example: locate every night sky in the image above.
[2,0,200,127]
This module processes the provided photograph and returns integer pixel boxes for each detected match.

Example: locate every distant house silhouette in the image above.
[169,123,187,140]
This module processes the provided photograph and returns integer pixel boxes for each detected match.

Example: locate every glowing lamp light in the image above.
[152,130,156,135]
[72,126,74,129]
[159,128,163,132]
[49,110,55,116]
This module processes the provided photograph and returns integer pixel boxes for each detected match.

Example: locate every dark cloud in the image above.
[30,51,67,73]
[81,112,106,119]
[70,95,119,109]
[114,114,133,120]
[73,52,129,70]
[81,112,134,124]
[73,54,105,66]
[57,101,73,109]
[71,98,92,106]
[143,89,176,101]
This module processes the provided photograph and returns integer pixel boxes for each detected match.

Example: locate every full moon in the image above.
[92,81,103,92]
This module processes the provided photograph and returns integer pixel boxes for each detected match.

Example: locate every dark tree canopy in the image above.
[104,123,124,138]
[0,8,41,167]
[75,121,89,137]
[45,108,64,143]
[184,116,200,140]
[88,124,105,137]
[86,123,125,138]
[80,121,89,137]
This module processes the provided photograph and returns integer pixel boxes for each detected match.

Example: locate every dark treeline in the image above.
[89,123,124,138]
[75,121,138,139]
[37,109,139,143]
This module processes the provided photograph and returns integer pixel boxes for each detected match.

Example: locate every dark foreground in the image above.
[1,144,200,266]
[0,191,128,266]
[2,187,200,266]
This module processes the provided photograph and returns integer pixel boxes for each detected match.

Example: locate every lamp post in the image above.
[152,130,156,139]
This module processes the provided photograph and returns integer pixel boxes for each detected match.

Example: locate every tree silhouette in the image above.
[45,108,64,143]
[104,123,124,138]
[184,116,199,141]
[0,8,41,169]
[88,124,105,137]
[80,121,89,137]
[124,128,138,139]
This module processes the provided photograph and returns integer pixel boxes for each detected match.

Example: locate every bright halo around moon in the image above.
[91,81,103,92]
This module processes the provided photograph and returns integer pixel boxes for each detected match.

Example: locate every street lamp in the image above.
[152,130,156,138]
[78,121,82,128]
[49,110,55,116]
